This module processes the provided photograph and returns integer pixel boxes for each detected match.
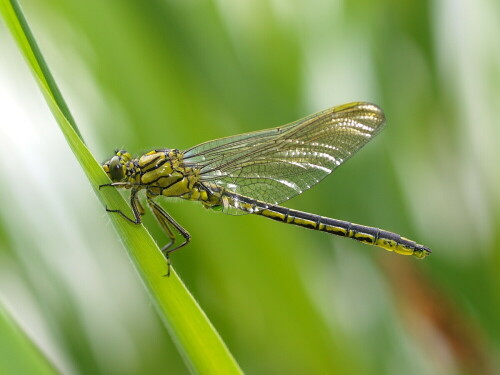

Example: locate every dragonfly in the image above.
[100,102,430,275]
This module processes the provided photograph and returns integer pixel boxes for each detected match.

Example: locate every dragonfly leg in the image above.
[99,182,131,189]
[103,188,143,224]
[147,198,191,277]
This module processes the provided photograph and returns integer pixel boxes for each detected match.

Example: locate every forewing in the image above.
[182,102,385,214]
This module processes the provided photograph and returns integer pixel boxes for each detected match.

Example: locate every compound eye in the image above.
[108,155,125,181]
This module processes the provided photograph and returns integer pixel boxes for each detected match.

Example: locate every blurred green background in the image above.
[1,0,499,374]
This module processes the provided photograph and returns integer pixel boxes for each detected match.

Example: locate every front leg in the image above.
[100,186,143,224]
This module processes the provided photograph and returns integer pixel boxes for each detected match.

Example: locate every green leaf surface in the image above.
[0,303,58,375]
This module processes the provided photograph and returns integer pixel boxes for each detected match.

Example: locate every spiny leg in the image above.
[147,198,191,276]
[148,202,177,251]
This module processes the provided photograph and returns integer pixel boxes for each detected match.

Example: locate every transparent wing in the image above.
[182,102,385,214]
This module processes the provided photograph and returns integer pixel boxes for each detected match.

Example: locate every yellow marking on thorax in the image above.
[139,152,167,171]
[161,177,191,197]
[169,150,182,169]
[141,165,176,185]
[186,187,206,201]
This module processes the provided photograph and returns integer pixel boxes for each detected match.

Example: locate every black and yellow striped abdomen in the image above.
[222,192,430,259]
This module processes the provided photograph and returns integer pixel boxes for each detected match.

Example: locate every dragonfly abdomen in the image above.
[255,204,431,259]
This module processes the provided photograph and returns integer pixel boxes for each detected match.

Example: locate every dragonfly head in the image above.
[102,150,133,182]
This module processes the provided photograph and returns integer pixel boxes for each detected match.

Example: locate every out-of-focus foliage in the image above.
[0,303,57,374]
[0,0,498,374]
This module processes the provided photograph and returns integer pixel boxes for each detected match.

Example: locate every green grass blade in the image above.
[0,303,58,375]
[0,1,242,373]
